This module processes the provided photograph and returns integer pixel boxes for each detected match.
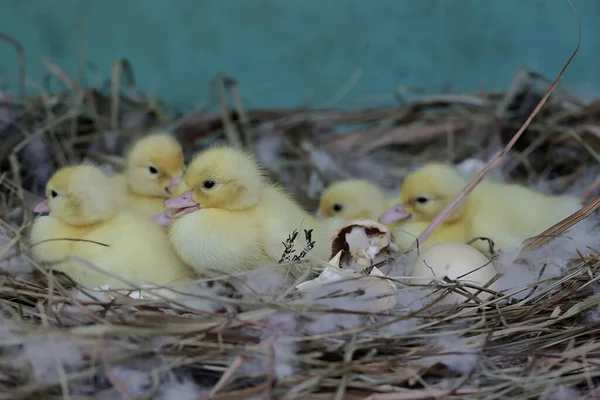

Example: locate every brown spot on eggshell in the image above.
[330,219,399,272]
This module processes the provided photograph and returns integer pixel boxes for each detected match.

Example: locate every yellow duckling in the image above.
[111,133,185,219]
[29,164,195,289]
[317,179,395,221]
[380,163,581,253]
[390,220,468,252]
[158,145,334,277]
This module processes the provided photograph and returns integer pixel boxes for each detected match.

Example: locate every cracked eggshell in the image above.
[295,251,349,291]
[295,250,397,312]
[411,242,499,304]
[295,265,353,291]
[330,219,399,272]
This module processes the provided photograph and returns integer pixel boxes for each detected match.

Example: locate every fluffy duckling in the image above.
[392,220,468,252]
[317,179,394,221]
[159,145,334,277]
[111,133,184,219]
[380,163,581,253]
[29,164,195,289]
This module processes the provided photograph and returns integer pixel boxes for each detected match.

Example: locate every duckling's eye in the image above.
[202,180,216,190]
[148,166,159,174]
[50,190,58,198]
[332,203,343,212]
[415,197,429,204]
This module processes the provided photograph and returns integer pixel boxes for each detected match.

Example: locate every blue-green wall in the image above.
[0,0,595,109]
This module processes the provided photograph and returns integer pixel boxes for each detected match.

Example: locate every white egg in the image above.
[411,242,499,304]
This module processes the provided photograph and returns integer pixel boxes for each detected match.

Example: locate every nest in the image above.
[2,55,600,399]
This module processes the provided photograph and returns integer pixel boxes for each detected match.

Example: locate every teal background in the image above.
[0,0,595,109]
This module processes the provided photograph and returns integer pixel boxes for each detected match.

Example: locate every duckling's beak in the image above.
[165,191,201,218]
[166,176,182,194]
[33,200,50,214]
[379,203,410,224]
[152,211,172,226]
[316,211,326,220]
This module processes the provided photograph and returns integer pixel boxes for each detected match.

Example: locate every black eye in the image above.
[415,197,429,204]
[202,180,216,189]
[149,166,158,174]
[51,190,58,198]
[333,203,343,212]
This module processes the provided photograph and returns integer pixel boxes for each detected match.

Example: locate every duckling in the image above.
[317,179,394,221]
[380,163,581,253]
[29,164,195,289]
[391,220,468,252]
[111,133,184,219]
[160,145,334,277]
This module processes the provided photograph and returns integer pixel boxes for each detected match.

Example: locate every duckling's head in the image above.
[164,145,264,218]
[125,133,185,198]
[380,163,467,224]
[33,164,116,226]
[317,179,387,220]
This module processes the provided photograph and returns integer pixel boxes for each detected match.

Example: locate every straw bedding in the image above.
[2,50,600,399]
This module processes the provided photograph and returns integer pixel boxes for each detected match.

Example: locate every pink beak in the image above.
[153,211,173,227]
[165,191,197,209]
[167,176,182,194]
[33,200,50,214]
[164,191,201,218]
[379,203,411,224]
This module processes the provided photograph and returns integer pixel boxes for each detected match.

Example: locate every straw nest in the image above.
[2,55,600,399]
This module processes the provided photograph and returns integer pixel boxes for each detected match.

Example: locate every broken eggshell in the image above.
[295,250,398,312]
[330,219,399,273]
[295,251,345,291]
